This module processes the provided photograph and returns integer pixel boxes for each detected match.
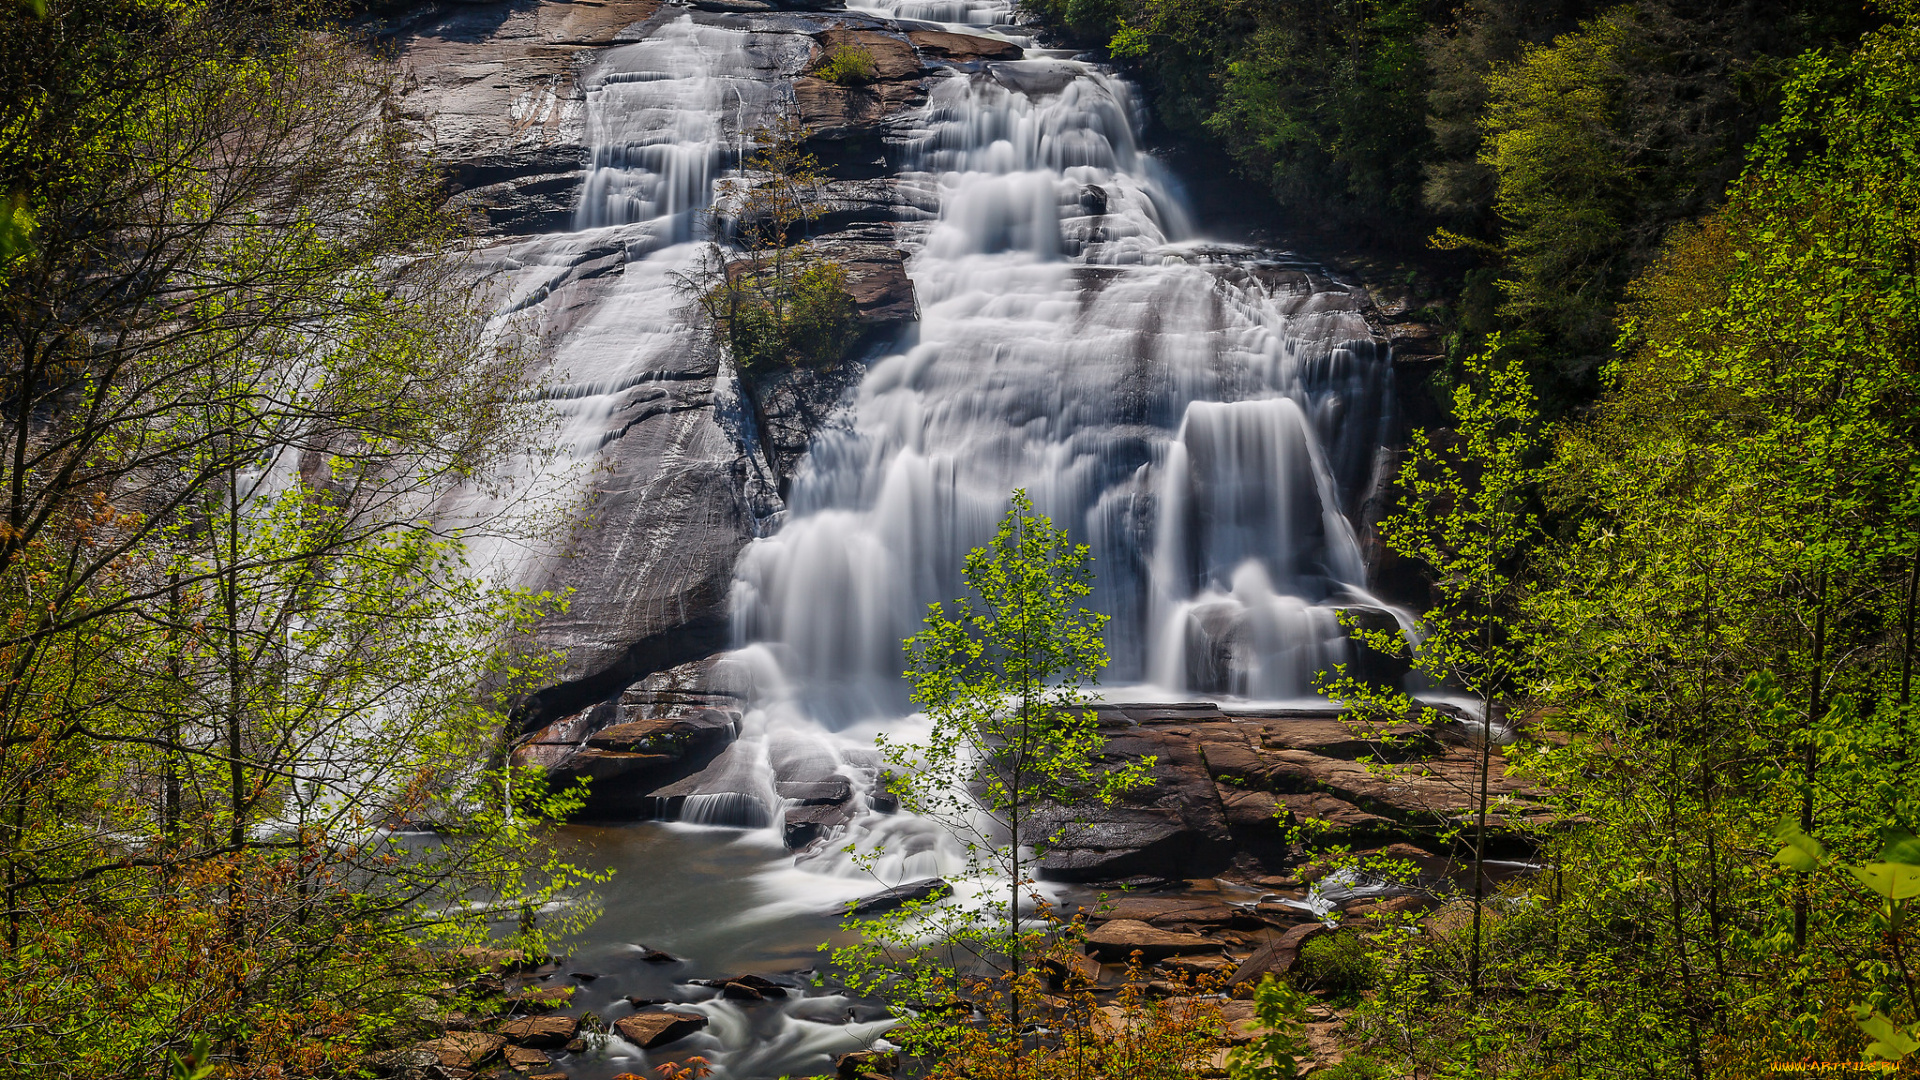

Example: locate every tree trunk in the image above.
[1794,570,1827,955]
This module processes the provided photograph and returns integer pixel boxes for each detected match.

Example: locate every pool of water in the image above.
[533,822,897,1080]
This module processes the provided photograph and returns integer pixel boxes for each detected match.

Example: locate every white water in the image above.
[492,10,1408,1077]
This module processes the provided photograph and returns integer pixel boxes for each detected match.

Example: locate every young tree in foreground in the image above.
[1322,337,1546,1003]
[834,490,1151,1060]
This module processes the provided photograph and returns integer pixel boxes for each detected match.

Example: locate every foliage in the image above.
[1226,975,1312,1080]
[1022,0,1883,406]
[0,1,603,1075]
[1321,337,1546,1000]
[817,45,879,85]
[1308,8,1920,1077]
[716,261,860,370]
[690,111,862,370]
[1295,931,1380,1005]
[921,942,1225,1080]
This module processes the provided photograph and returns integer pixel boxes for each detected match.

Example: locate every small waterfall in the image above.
[574,20,805,236]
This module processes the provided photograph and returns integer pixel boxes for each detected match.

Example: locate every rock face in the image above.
[1034,703,1553,883]
[515,659,747,817]
[794,28,927,138]
[368,0,673,236]
[378,5,1018,718]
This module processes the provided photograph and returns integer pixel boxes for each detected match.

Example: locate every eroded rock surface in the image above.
[1035,703,1553,883]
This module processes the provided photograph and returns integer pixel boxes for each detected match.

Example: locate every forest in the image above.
[3,0,1919,1076]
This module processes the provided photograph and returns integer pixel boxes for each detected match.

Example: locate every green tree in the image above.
[1324,337,1545,1002]
[835,490,1151,1060]
[690,110,859,370]
[0,1,605,1073]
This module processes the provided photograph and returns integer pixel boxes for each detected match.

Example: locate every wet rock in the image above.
[783,801,854,849]
[837,1050,899,1079]
[499,1015,580,1048]
[868,791,899,813]
[689,0,844,11]
[521,683,747,818]
[847,877,948,915]
[613,1010,710,1049]
[635,946,682,963]
[1227,922,1327,990]
[412,1032,506,1071]
[776,778,853,804]
[588,710,738,755]
[1084,919,1223,962]
[687,973,791,999]
[504,1045,552,1073]
[906,29,1021,62]
[987,59,1078,97]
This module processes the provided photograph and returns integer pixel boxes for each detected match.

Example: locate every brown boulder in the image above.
[413,1032,506,1070]
[1085,919,1223,961]
[614,1010,709,1049]
[504,1045,551,1073]
[906,29,1022,61]
[1227,921,1327,989]
[499,1014,579,1048]
[813,29,920,81]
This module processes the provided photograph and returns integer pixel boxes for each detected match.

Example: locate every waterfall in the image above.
[729,60,1396,727]
[470,11,1411,1075]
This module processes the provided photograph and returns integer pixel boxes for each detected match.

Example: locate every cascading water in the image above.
[729,62,1397,726]
[485,7,1411,1077]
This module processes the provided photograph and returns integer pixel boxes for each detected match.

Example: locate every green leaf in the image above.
[1849,863,1920,901]
[1880,826,1920,866]
[1858,1010,1920,1060]
[1772,818,1826,872]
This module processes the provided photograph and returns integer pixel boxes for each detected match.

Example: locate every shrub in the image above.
[1294,931,1378,1004]
[816,45,878,85]
[714,260,860,370]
